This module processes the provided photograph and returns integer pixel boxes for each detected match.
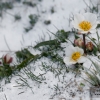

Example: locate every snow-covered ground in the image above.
[0,0,99,100]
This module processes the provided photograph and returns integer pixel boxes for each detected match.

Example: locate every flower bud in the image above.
[74,38,84,47]
[3,54,13,64]
[86,42,93,51]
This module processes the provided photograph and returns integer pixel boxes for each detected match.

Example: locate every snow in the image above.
[0,0,99,100]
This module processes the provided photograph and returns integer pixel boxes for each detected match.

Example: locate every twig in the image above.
[4,94,7,100]
[4,36,11,51]
[0,50,16,52]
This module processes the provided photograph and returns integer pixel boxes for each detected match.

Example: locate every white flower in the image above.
[64,46,87,65]
[72,12,98,34]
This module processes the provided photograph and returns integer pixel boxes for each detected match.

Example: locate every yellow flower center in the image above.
[79,21,92,31]
[71,52,81,61]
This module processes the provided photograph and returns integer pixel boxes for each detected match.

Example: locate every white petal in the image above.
[77,56,87,63]
[78,30,89,34]
[91,22,98,29]
[72,13,84,29]
[84,13,97,25]
[64,57,76,65]
[89,29,96,33]
[75,47,84,55]
[71,21,79,29]
[72,21,85,31]
[74,13,84,24]
[65,45,76,57]
[97,21,100,24]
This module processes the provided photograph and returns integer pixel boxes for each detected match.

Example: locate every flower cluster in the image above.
[63,12,98,66]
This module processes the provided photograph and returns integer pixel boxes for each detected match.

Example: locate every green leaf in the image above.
[16,49,33,60]
[97,24,100,29]
[91,61,100,76]
[80,83,85,87]
[16,54,40,70]
[93,46,98,55]
[23,1,36,7]
[56,30,70,42]
[34,39,60,48]
[29,14,38,26]
[85,71,100,86]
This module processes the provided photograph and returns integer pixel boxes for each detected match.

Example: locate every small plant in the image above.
[29,14,38,26]
[83,61,100,98]
[24,27,32,32]
[44,20,51,25]
[23,1,36,7]
[83,61,100,87]
[14,14,21,21]
[0,2,13,17]
[50,7,55,14]
[25,14,38,32]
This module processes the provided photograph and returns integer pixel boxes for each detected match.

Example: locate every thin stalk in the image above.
[83,34,87,54]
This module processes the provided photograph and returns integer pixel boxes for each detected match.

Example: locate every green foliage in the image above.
[87,35,100,55]
[55,30,70,42]
[24,27,32,32]
[0,28,90,88]
[33,30,72,73]
[14,15,21,21]
[97,24,100,29]
[16,49,33,61]
[92,46,98,55]
[84,61,100,87]
[23,1,36,7]
[16,54,40,70]
[15,48,42,70]
[29,14,38,26]
[0,2,13,17]
[83,0,99,13]
[51,7,55,14]
[44,20,51,25]
[25,14,38,32]
[0,2,13,10]
[80,83,85,87]
[88,5,99,13]
[34,39,59,49]
[34,30,70,49]
[0,65,12,79]
[0,48,41,79]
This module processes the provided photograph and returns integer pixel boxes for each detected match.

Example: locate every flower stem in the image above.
[83,34,87,54]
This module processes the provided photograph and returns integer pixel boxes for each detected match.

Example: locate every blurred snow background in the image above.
[0,0,99,100]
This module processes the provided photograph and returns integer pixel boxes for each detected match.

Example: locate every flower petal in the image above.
[77,56,87,63]
[89,29,96,33]
[65,45,76,57]
[91,22,98,29]
[78,30,89,34]
[84,13,97,25]
[75,47,84,55]
[74,13,84,23]
[64,57,76,65]
[71,21,79,29]
[72,13,84,29]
